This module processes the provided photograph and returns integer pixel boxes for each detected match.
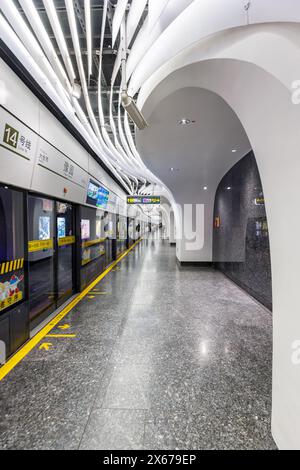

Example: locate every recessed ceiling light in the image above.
[226,186,232,190]
[178,118,191,125]
[203,186,208,190]
[232,149,237,153]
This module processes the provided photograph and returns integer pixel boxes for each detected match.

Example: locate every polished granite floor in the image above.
[0,239,276,450]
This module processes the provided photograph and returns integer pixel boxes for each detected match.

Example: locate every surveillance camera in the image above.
[121,92,148,130]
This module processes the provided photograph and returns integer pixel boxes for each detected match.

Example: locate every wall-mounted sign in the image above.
[127,196,161,205]
[0,263,24,313]
[0,107,38,161]
[37,139,87,188]
[0,290,23,312]
[86,179,110,209]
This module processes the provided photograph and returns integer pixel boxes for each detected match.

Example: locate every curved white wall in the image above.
[134,20,300,449]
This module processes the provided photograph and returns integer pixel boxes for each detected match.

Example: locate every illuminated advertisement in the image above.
[86,180,110,209]
[81,219,90,240]
[87,181,99,202]
[97,186,109,209]
[39,216,51,240]
[57,217,66,238]
[127,196,161,205]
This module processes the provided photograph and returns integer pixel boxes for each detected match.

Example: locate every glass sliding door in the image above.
[0,186,25,314]
[56,202,75,307]
[128,218,135,247]
[116,215,127,257]
[80,206,106,290]
[103,211,114,266]
[28,196,55,329]
[0,185,28,354]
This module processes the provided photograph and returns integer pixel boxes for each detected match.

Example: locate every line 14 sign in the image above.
[127,196,161,205]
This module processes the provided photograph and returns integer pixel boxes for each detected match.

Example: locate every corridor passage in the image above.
[0,240,276,450]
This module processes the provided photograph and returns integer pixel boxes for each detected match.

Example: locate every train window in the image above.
[0,186,25,314]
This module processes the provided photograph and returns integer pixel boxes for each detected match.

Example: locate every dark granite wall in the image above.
[213,151,272,311]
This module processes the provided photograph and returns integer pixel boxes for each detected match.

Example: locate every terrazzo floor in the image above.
[0,239,276,449]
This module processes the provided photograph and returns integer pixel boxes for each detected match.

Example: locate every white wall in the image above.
[0,58,126,210]
[135,21,300,448]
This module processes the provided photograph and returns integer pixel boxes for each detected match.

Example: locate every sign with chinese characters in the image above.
[37,139,87,188]
[28,239,53,252]
[0,291,23,312]
[0,107,38,161]
[58,236,75,247]
[0,265,24,313]
[127,196,161,205]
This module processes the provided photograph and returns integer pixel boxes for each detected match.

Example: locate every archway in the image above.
[136,53,300,448]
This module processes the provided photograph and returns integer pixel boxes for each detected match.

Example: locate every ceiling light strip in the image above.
[112,0,128,46]
[64,0,131,182]
[98,0,144,187]
[42,0,76,84]
[0,11,132,193]
[84,0,92,83]
[126,0,148,46]
[19,0,72,94]
[0,0,72,112]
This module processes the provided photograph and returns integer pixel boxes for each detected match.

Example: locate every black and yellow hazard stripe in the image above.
[0,258,24,275]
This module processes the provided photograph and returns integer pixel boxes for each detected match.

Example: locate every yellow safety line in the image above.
[0,238,142,381]
[90,292,109,295]
[45,334,77,338]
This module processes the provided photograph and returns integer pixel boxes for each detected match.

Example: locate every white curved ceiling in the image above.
[136,86,251,201]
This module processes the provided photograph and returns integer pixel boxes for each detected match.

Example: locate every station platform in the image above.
[0,239,276,450]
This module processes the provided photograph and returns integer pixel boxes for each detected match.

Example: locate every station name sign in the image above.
[127,196,161,205]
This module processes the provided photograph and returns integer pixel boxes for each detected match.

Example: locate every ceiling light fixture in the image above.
[232,149,237,153]
[178,118,191,125]
[84,0,92,83]
[203,186,208,190]
[42,0,76,83]
[226,186,232,190]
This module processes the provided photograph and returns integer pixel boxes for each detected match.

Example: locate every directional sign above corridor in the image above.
[127,196,161,205]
